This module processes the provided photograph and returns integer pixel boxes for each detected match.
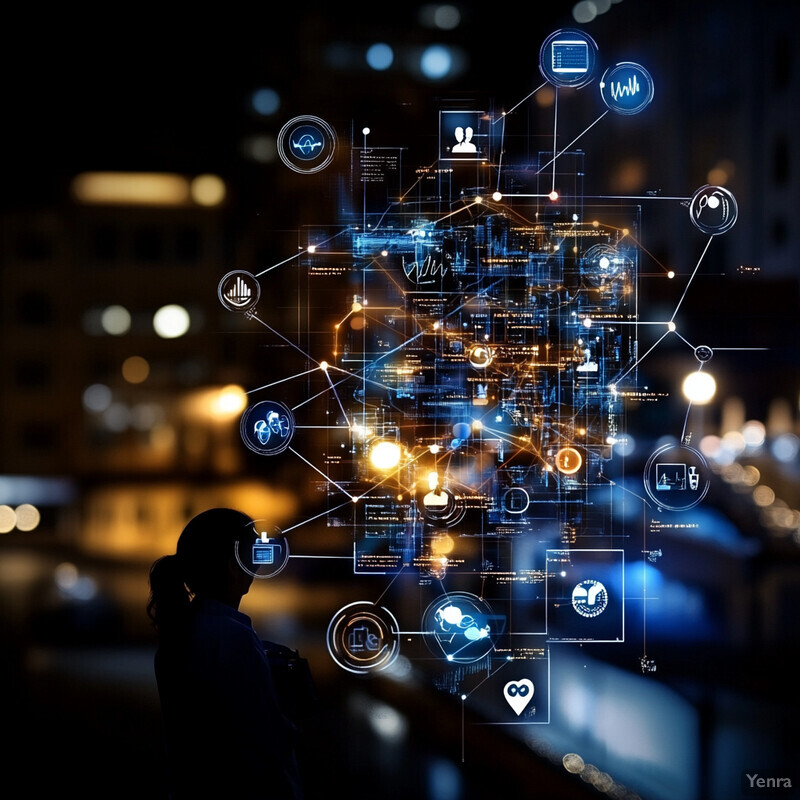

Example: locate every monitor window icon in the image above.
[552,40,589,73]
[539,28,598,89]
[252,542,276,564]
[656,462,686,491]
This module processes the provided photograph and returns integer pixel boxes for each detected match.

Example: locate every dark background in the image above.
[1,2,799,799]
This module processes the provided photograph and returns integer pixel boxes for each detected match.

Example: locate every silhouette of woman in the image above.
[147,508,305,799]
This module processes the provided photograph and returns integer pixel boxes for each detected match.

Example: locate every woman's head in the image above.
[148,507,255,630]
[177,507,254,595]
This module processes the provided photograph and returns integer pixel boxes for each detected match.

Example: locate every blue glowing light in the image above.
[420,45,452,79]
[366,43,394,71]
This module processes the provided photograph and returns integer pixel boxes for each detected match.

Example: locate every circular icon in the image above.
[467,344,493,368]
[326,601,400,674]
[539,29,599,89]
[572,579,608,618]
[422,591,505,664]
[644,442,710,511]
[502,486,530,514]
[277,115,337,174]
[581,243,631,286]
[218,270,261,313]
[599,62,654,115]
[555,447,583,475]
[234,521,290,579]
[240,400,295,455]
[688,185,738,235]
[694,345,714,363]
[420,486,466,527]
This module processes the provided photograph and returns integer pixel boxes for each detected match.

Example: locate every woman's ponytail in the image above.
[147,553,191,633]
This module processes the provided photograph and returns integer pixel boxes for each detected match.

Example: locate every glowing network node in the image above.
[369,440,403,470]
[682,371,716,404]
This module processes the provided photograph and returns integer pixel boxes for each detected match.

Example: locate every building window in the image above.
[175,226,201,262]
[20,422,59,452]
[773,134,789,187]
[16,290,54,327]
[772,32,791,91]
[771,217,788,247]
[14,359,52,389]
[14,230,54,262]
[91,224,119,261]
[133,226,164,262]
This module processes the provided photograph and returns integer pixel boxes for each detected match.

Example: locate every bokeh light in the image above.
[213,385,248,417]
[420,45,452,79]
[153,304,191,338]
[0,505,16,533]
[251,87,280,116]
[101,304,131,336]
[14,504,40,531]
[122,355,150,384]
[366,43,394,71]
[741,419,766,448]
[190,174,226,207]
[83,383,113,413]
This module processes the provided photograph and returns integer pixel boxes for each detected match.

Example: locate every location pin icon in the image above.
[503,678,534,716]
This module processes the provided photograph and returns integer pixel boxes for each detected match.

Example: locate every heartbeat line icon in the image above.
[291,134,323,155]
[610,75,640,100]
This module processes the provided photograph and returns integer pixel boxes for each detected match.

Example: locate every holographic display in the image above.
[216,28,746,744]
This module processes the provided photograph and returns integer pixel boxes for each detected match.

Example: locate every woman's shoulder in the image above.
[189,598,261,645]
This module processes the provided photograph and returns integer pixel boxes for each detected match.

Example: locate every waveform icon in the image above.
[610,74,640,101]
[600,62,654,115]
[402,253,449,283]
[291,134,323,155]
